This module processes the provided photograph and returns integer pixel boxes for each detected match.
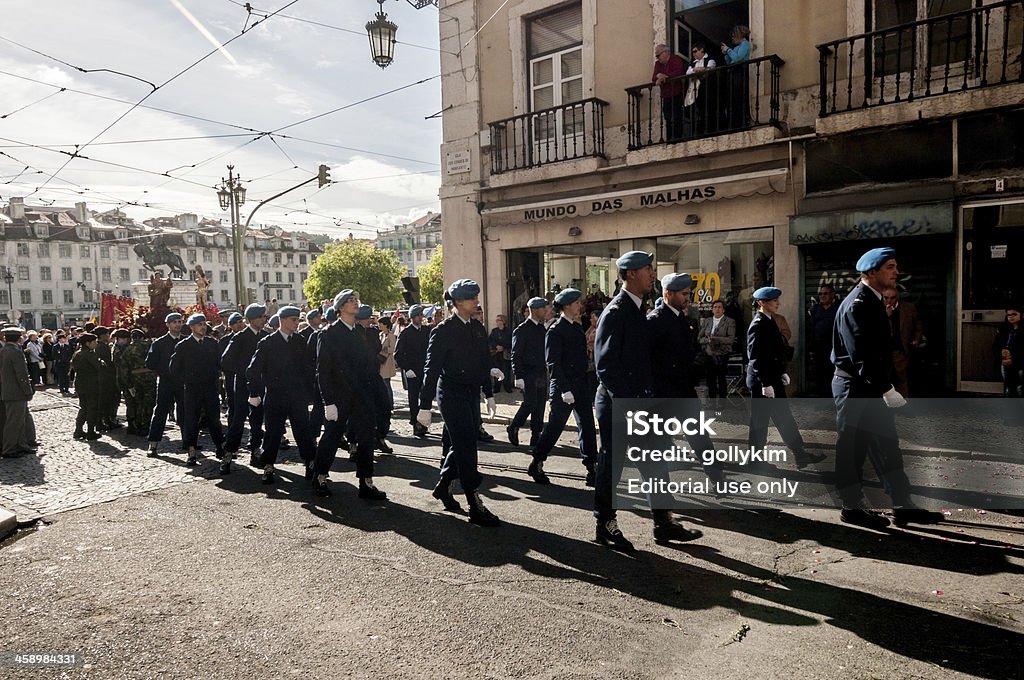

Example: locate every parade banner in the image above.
[99,293,136,327]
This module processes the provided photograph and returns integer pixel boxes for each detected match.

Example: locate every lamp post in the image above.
[2,267,14,319]
[217,165,248,306]
[365,0,437,69]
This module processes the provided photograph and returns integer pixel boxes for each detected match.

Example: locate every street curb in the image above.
[0,506,17,542]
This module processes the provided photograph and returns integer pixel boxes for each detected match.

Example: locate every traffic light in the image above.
[317,164,331,188]
[401,276,420,305]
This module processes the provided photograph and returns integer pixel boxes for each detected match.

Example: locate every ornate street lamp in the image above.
[366,0,398,69]
[217,166,248,305]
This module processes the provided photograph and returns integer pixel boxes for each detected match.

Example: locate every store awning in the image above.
[789,202,954,246]
[480,168,789,225]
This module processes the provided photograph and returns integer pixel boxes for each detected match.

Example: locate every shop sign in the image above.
[991,244,1008,259]
[790,203,953,245]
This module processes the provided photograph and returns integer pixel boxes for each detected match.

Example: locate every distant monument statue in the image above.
[148,272,173,310]
[135,236,187,278]
[193,265,210,309]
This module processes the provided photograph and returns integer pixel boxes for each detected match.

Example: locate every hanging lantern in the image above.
[366,0,398,69]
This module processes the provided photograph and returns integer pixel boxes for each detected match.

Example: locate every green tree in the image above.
[418,245,444,305]
[303,239,404,310]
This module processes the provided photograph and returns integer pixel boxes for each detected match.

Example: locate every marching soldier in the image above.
[527,288,597,486]
[299,307,323,343]
[212,308,233,336]
[311,290,387,500]
[219,312,245,424]
[169,314,226,466]
[222,303,268,465]
[119,329,157,436]
[394,304,430,437]
[832,247,943,529]
[1,326,37,456]
[54,331,74,395]
[507,297,550,448]
[747,286,826,469]
[110,329,135,433]
[146,313,185,455]
[355,304,393,454]
[71,332,104,441]
[246,306,317,483]
[417,279,502,527]
[305,307,335,442]
[93,327,121,430]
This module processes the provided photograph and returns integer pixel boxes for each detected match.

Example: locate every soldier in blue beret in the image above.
[592,251,657,551]
[222,301,269,466]
[416,278,502,526]
[746,287,825,470]
[219,312,246,426]
[832,247,942,528]
[525,288,599,486]
[145,311,185,454]
[352,304,393,454]
[507,297,550,449]
[169,312,226,465]
[302,303,332,443]
[395,303,430,437]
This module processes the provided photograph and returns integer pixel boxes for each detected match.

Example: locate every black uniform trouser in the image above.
[373,375,392,437]
[406,375,423,425]
[314,396,375,478]
[308,391,325,441]
[705,356,729,399]
[148,377,184,443]
[223,371,236,424]
[225,375,263,453]
[261,396,315,466]
[747,377,806,455]
[76,392,99,433]
[832,376,911,507]
[510,374,547,445]
[181,383,224,449]
[438,384,483,493]
[533,392,597,466]
[55,363,70,392]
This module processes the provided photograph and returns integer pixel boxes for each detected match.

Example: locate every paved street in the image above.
[1,384,1022,679]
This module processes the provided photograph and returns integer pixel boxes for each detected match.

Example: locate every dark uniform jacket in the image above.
[144,333,183,381]
[594,290,652,399]
[746,311,788,388]
[0,343,33,401]
[71,348,104,394]
[545,316,590,399]
[303,326,325,399]
[54,343,74,367]
[419,315,493,409]
[511,319,547,379]
[247,331,307,402]
[96,341,116,389]
[218,331,235,372]
[831,282,894,396]
[647,303,699,398]
[169,335,221,388]
[394,323,429,375]
[221,327,267,377]
[317,322,374,407]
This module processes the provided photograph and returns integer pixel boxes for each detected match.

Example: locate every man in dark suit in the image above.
[304,307,334,442]
[218,312,245,424]
[93,327,120,430]
[882,287,923,397]
[832,247,943,529]
[395,304,430,437]
[1,326,36,458]
[169,314,226,465]
[507,297,550,448]
[145,313,185,455]
[246,306,316,483]
[221,303,268,464]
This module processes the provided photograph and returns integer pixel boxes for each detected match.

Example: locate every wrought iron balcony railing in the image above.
[818,0,1023,117]
[488,97,608,174]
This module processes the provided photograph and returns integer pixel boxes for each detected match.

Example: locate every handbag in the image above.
[684,81,699,107]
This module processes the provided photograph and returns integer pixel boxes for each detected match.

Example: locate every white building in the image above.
[376,212,442,276]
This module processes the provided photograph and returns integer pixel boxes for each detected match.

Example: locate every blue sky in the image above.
[0,0,443,237]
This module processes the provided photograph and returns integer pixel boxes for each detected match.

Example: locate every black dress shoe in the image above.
[505,425,519,447]
[107,422,123,430]
[73,430,86,441]
[432,480,463,513]
[595,520,635,552]
[413,423,428,438]
[376,437,393,454]
[337,434,350,449]
[358,479,388,500]
[477,429,494,443]
[466,491,500,527]
[219,459,231,475]
[584,464,595,487]
[0,450,26,458]
[85,432,101,441]
[304,463,316,481]
[892,507,944,527]
[794,451,827,469]
[279,439,291,450]
[261,469,276,485]
[312,477,332,497]
[840,508,890,530]
[653,521,703,543]
[186,456,199,467]
[527,459,550,485]
[249,452,261,467]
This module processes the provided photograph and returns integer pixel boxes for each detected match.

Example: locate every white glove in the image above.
[490,368,504,382]
[561,391,575,405]
[416,409,432,428]
[762,386,775,398]
[324,404,339,422]
[514,378,525,390]
[404,369,416,379]
[486,397,496,417]
[780,373,791,386]
[248,396,262,408]
[882,387,907,409]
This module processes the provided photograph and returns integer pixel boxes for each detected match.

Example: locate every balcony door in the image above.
[527,3,584,155]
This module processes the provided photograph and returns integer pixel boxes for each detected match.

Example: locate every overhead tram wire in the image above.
[1,88,67,119]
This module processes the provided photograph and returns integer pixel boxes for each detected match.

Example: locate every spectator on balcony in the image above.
[652,43,686,142]
[684,43,716,137]
[720,25,752,130]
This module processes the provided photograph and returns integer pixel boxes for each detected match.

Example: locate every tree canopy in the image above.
[303,239,404,310]
[418,245,444,305]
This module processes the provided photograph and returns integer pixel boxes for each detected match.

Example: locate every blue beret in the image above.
[355,304,373,320]
[227,312,243,325]
[408,304,424,318]
[305,308,321,321]
[616,251,654,271]
[244,303,266,320]
[424,305,435,318]
[186,313,207,326]
[856,247,897,273]
[324,307,338,322]
[164,312,183,323]
[528,296,550,309]
[752,286,783,301]
[278,306,301,320]
[661,273,693,291]
[554,288,581,306]
[333,289,357,309]
[447,279,480,301]
[267,314,280,329]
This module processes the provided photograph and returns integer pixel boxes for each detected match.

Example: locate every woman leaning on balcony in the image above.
[720,25,752,131]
